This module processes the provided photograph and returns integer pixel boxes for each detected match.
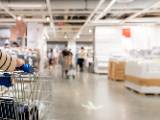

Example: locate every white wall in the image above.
[94,25,160,73]
[0,29,10,38]
[68,41,76,64]
[121,25,160,50]
[94,26,124,73]
[27,23,44,49]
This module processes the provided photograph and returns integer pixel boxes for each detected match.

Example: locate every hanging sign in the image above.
[122,28,131,38]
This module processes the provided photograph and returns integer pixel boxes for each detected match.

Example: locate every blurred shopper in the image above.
[67,49,76,79]
[59,48,73,78]
[12,42,19,48]
[77,47,86,72]
[4,40,10,49]
[47,48,54,70]
[59,48,68,78]
[53,48,59,65]
[87,51,94,73]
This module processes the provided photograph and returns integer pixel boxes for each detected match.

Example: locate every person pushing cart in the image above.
[60,49,76,79]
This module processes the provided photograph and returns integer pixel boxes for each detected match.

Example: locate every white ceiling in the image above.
[0,0,159,41]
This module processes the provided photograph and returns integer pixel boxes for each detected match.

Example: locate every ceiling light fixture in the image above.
[64,33,68,39]
[17,16,22,21]
[74,0,105,40]
[76,35,80,39]
[89,29,92,33]
[64,35,67,39]
[46,17,50,22]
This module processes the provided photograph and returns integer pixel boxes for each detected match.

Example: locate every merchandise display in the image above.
[107,48,160,94]
[125,59,160,94]
[124,48,160,94]
[1,47,40,70]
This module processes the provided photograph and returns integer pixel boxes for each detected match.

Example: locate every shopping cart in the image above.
[0,71,39,120]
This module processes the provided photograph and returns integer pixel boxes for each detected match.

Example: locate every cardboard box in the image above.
[108,60,126,81]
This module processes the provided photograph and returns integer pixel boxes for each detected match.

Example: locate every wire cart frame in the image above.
[0,71,39,120]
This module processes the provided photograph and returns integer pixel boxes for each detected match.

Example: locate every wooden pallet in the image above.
[126,87,160,96]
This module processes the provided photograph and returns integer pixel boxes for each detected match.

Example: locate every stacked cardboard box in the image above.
[108,60,125,81]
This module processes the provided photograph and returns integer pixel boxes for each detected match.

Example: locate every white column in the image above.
[67,40,76,64]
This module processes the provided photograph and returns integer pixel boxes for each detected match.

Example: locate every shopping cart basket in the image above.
[0,71,39,120]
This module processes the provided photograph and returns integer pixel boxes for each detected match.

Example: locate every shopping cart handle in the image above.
[0,73,12,88]
[17,64,34,73]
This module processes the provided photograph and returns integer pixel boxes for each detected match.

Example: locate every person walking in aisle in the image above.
[77,47,86,72]
[59,47,70,78]
[47,48,54,70]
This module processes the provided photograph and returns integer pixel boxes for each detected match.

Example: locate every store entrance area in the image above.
[38,67,160,120]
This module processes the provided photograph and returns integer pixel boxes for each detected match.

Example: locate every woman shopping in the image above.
[77,47,86,72]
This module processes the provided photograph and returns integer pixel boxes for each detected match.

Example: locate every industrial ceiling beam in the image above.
[0,9,159,17]
[0,18,86,23]
[112,9,160,13]
[120,1,160,24]
[0,2,16,19]
[75,0,106,40]
[95,0,117,20]
[3,2,46,9]
[91,17,160,25]
[0,10,92,16]
[46,0,55,28]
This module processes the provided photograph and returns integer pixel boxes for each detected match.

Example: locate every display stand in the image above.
[125,60,160,94]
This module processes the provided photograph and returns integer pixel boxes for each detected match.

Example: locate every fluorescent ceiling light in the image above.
[95,0,117,21]
[6,3,45,8]
[117,0,134,3]
[74,0,106,40]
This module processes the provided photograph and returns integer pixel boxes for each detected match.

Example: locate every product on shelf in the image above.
[1,47,40,70]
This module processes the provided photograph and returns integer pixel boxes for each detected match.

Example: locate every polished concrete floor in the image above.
[38,66,160,120]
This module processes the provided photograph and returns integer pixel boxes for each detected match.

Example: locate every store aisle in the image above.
[38,68,160,120]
